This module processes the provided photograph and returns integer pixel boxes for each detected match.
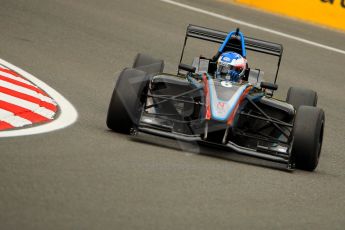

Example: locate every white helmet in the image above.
[217,52,246,82]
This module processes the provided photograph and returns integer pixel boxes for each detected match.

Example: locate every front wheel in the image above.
[291,106,325,171]
[106,68,149,134]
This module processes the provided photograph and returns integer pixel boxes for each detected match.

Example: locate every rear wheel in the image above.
[106,68,150,134]
[286,87,317,109]
[291,106,325,171]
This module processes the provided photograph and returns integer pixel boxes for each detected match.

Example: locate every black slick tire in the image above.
[286,87,317,109]
[106,68,149,134]
[292,106,325,171]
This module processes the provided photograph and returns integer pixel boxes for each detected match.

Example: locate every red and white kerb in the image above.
[0,65,58,131]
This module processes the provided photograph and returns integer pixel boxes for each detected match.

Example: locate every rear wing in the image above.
[179,25,284,83]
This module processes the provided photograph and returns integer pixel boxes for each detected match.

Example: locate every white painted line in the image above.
[34,107,55,119]
[0,108,13,118]
[0,108,32,127]
[0,92,55,118]
[160,0,345,55]
[0,92,55,119]
[0,79,56,104]
[0,70,35,86]
[0,58,78,137]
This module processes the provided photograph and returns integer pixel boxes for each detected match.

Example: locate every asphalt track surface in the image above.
[1,0,345,229]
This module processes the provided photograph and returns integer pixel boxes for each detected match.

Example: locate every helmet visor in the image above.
[217,63,244,75]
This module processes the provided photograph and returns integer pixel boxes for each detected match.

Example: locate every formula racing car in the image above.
[106,25,325,171]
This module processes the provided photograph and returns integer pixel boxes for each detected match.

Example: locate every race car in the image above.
[106,24,325,171]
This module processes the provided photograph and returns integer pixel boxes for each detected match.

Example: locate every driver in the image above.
[216,51,246,83]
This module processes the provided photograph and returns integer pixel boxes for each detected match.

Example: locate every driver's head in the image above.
[216,52,246,82]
